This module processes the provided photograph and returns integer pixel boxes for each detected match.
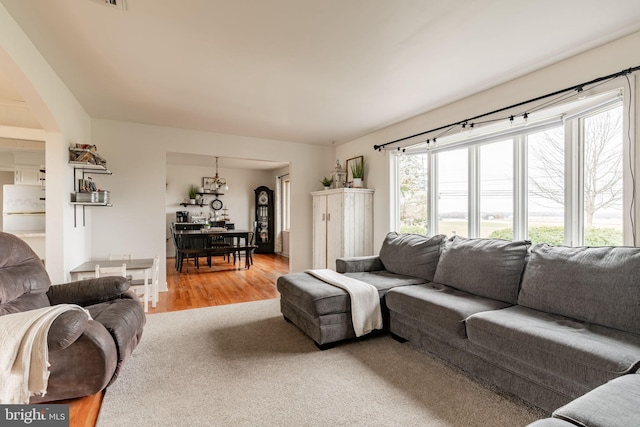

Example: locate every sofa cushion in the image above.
[378,232,446,281]
[386,283,512,338]
[277,271,424,318]
[344,271,427,297]
[336,256,385,273]
[466,306,640,390]
[553,374,640,427]
[432,236,530,304]
[278,273,350,317]
[0,233,51,304]
[518,244,640,335]
[0,292,50,316]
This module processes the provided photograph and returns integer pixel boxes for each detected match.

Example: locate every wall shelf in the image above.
[69,149,113,227]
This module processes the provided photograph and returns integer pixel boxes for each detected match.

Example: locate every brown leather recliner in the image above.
[0,232,145,402]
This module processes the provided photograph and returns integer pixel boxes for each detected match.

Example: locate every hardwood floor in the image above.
[59,253,288,427]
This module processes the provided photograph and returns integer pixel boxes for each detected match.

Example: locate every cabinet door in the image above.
[312,195,327,269]
[343,190,374,258]
[325,192,344,270]
[15,166,43,186]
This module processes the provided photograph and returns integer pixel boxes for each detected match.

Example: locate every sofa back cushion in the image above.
[518,244,640,335]
[433,236,530,304]
[378,232,446,281]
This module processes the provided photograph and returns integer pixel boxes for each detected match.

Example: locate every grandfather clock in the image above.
[254,186,275,253]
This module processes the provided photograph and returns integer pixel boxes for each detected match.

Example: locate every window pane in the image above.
[399,154,429,234]
[582,106,623,246]
[480,140,513,238]
[438,149,468,237]
[527,126,565,245]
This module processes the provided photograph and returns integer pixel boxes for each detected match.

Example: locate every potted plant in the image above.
[188,185,198,204]
[350,157,364,188]
[320,176,333,190]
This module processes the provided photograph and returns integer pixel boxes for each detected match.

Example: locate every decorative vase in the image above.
[353,178,363,188]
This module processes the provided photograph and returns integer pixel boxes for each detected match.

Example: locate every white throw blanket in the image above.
[306,269,382,337]
[0,304,90,404]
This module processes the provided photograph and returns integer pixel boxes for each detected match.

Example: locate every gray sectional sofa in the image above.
[277,232,640,423]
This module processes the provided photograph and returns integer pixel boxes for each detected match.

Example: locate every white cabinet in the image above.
[312,188,374,270]
[14,165,44,186]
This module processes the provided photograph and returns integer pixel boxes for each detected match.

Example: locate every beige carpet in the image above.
[97,299,542,426]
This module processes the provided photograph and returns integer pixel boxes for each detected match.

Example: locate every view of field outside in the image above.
[399,105,623,246]
[438,149,468,237]
[480,140,512,237]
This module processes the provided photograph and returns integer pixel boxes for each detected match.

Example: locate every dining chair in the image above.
[109,253,132,261]
[108,253,134,282]
[176,232,208,272]
[130,255,159,312]
[95,263,127,278]
[205,221,232,263]
[170,223,181,270]
[76,269,99,280]
[232,231,258,269]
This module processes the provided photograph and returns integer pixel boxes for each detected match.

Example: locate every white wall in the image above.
[0,3,92,283]
[164,162,274,257]
[337,30,640,253]
[90,119,334,288]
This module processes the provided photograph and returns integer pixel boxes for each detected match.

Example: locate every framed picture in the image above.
[203,177,215,191]
[346,156,364,183]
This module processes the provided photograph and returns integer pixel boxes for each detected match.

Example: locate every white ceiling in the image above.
[2,0,640,146]
[167,152,288,171]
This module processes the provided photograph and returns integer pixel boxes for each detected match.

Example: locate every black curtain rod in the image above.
[278,173,290,179]
[374,65,640,151]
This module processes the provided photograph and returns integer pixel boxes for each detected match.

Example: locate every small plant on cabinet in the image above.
[320,176,333,189]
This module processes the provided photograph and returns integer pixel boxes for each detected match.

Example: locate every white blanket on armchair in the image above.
[305,269,382,337]
[0,304,89,404]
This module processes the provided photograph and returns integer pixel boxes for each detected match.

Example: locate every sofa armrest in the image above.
[46,277,130,307]
[336,256,384,273]
[32,320,118,403]
[47,310,90,351]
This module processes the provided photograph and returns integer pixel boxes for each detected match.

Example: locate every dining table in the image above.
[172,227,254,271]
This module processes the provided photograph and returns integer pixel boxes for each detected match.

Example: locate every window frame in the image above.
[282,177,291,231]
[393,81,635,246]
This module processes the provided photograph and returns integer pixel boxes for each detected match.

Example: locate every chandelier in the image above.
[211,157,228,192]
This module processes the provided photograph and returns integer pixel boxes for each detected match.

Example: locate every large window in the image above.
[397,93,629,246]
[438,149,468,237]
[581,106,623,245]
[399,153,429,234]
[480,140,513,238]
[527,127,565,245]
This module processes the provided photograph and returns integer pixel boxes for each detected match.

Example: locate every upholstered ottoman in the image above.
[277,270,427,349]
